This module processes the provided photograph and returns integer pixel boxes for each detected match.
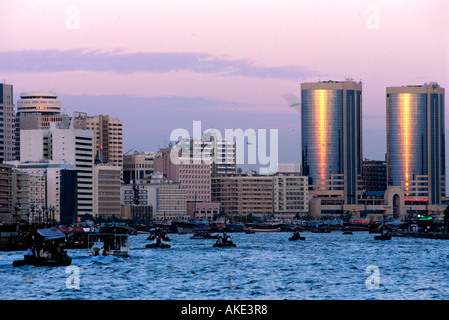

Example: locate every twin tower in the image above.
[300,80,445,207]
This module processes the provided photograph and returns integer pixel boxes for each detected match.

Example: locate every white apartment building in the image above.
[20,118,94,218]
[7,160,78,225]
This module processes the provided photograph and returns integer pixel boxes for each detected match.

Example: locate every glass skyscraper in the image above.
[301,80,362,205]
[387,83,445,205]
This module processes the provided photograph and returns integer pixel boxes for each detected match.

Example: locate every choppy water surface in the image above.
[1,232,448,300]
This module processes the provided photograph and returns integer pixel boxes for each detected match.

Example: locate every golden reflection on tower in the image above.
[401,93,411,195]
[316,89,327,190]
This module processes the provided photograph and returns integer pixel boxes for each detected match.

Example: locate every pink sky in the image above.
[0,0,448,163]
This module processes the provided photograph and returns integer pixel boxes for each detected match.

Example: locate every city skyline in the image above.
[1,0,448,171]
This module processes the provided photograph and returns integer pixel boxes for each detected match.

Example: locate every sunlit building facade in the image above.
[301,80,363,205]
[386,83,445,205]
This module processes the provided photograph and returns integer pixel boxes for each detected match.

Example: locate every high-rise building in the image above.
[301,80,363,205]
[20,115,94,218]
[15,92,68,160]
[0,83,17,162]
[123,151,155,184]
[16,92,61,115]
[85,115,123,168]
[386,83,445,205]
[94,163,121,219]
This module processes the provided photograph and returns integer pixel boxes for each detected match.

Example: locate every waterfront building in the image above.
[121,176,187,221]
[94,163,121,220]
[0,164,13,223]
[362,159,387,191]
[0,84,17,162]
[301,80,363,206]
[20,114,94,218]
[123,151,155,184]
[387,83,445,206]
[11,168,30,221]
[202,132,236,177]
[211,173,274,219]
[154,143,213,203]
[85,115,123,168]
[273,169,309,220]
[5,160,77,225]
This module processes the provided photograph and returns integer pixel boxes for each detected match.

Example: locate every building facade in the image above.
[20,118,94,218]
[121,178,187,221]
[123,151,155,184]
[362,160,387,192]
[212,173,274,219]
[301,80,363,205]
[386,83,445,205]
[85,115,123,168]
[0,84,16,162]
[7,160,78,225]
[94,164,121,219]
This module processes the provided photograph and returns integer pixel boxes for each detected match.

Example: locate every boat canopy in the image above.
[37,228,67,240]
[193,227,212,232]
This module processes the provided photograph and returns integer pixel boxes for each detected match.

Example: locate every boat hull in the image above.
[13,255,72,267]
[213,242,236,247]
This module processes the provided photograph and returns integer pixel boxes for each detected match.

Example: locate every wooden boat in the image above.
[13,252,71,267]
[374,234,391,240]
[190,228,219,239]
[213,242,236,247]
[145,242,171,248]
[88,233,130,257]
[13,227,72,267]
[289,233,305,241]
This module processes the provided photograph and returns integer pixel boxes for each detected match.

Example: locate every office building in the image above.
[362,160,387,191]
[15,92,67,160]
[20,114,94,218]
[121,176,187,221]
[7,160,78,225]
[273,168,309,220]
[85,115,123,167]
[386,83,445,205]
[0,84,16,162]
[301,80,363,205]
[123,151,155,184]
[94,163,121,219]
[212,173,274,218]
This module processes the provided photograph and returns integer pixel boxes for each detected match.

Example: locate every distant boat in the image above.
[289,233,305,241]
[311,226,331,233]
[190,228,219,239]
[374,234,391,240]
[145,242,170,249]
[88,233,130,257]
[245,227,255,234]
